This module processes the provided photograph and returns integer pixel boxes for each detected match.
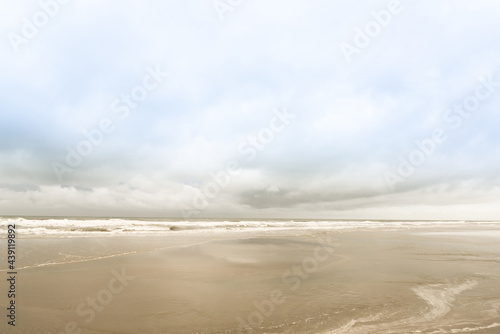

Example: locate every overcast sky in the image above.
[1,0,499,219]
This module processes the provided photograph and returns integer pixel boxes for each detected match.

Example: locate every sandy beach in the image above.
[3,0,500,332]
[1,222,500,334]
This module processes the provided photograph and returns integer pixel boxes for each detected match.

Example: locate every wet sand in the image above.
[1,226,500,333]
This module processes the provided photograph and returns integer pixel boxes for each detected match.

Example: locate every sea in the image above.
[2,216,500,238]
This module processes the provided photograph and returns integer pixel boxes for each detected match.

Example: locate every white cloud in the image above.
[1,0,500,218]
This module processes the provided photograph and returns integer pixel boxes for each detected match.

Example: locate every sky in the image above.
[0,0,499,220]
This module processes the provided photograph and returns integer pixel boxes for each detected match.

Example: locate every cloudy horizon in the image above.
[1,0,500,220]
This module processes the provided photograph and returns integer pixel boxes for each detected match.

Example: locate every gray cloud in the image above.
[0,0,499,218]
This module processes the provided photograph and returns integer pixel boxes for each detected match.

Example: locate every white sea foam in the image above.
[322,313,384,334]
[412,280,478,320]
[428,322,500,333]
[323,280,484,334]
[1,217,499,238]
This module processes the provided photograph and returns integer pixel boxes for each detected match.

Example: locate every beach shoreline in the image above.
[1,222,499,333]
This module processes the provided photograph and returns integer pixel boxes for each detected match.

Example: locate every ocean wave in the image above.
[1,217,500,238]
